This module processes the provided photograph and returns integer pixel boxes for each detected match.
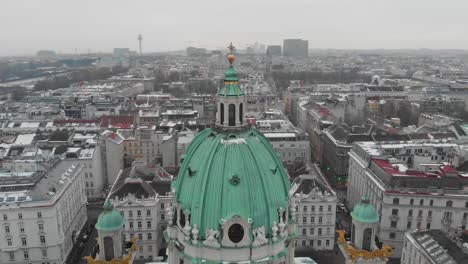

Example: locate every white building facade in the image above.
[0,161,87,263]
[291,166,337,251]
[347,141,468,258]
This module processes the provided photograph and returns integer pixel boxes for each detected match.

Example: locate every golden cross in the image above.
[227,42,235,54]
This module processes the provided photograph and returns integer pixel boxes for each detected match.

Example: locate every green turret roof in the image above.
[351,197,379,223]
[218,66,245,96]
[172,127,290,238]
[96,202,125,231]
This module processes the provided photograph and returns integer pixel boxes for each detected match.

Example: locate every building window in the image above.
[302,229,306,235]
[129,211,133,217]
[311,217,315,223]
[7,238,12,246]
[444,211,453,220]
[161,203,165,209]
[137,210,141,217]
[23,250,29,260]
[407,221,412,228]
[138,234,143,240]
[310,240,314,246]
[463,213,468,220]
[147,221,152,229]
[228,104,236,126]
[311,206,315,212]
[147,233,152,240]
[390,221,397,228]
[20,226,24,233]
[120,211,124,217]
[408,209,413,216]
[328,205,332,212]
[161,214,165,220]
[21,237,27,246]
[18,213,22,220]
[38,223,44,231]
[393,198,399,205]
[239,103,243,124]
[392,209,399,216]
[418,210,423,217]
[302,217,306,223]
[310,228,314,235]
[220,103,225,125]
[9,252,14,261]
[426,223,431,229]
[389,233,396,239]
[317,240,322,246]
[318,228,322,235]
[446,201,453,207]
[410,199,414,205]
[319,206,323,212]
[303,206,307,212]
[428,211,432,217]
[148,245,153,252]
[419,199,424,206]
[147,210,151,217]
[37,212,42,218]
[5,225,10,233]
[326,240,330,246]
[3,214,7,220]
[430,200,434,206]
[42,249,47,258]
[40,235,46,244]
[319,217,323,224]
[326,227,330,234]
[465,201,468,208]
[129,222,134,229]
[302,240,306,246]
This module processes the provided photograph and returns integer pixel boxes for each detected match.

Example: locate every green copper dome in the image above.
[172,127,290,238]
[96,202,125,231]
[351,197,379,223]
[218,66,244,96]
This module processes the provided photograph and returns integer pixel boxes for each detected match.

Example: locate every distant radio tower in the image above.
[138,34,143,54]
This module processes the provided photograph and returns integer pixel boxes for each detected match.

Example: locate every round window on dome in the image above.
[228,223,244,244]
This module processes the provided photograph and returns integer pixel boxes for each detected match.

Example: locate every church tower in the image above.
[337,197,392,264]
[84,202,138,264]
[165,43,296,264]
[216,43,247,129]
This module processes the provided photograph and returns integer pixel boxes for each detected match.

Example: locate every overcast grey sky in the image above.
[1,0,468,55]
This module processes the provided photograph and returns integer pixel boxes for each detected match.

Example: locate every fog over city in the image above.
[2,0,468,55]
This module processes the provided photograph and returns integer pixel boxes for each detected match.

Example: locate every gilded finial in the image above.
[227,42,235,65]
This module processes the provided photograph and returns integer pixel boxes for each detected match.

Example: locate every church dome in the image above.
[351,197,379,223]
[172,127,290,244]
[96,202,125,231]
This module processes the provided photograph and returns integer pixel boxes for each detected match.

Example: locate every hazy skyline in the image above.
[1,0,468,56]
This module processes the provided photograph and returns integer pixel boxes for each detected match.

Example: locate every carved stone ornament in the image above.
[252,225,268,246]
[203,228,221,248]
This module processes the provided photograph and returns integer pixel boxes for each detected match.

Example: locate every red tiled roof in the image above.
[100,116,135,128]
[372,159,439,178]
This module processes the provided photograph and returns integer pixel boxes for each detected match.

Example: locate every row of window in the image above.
[296,239,331,247]
[85,181,95,188]
[302,216,326,224]
[392,198,468,208]
[123,232,153,241]
[3,212,42,221]
[84,172,93,178]
[301,227,331,236]
[7,249,47,261]
[6,235,46,246]
[5,223,44,234]
[296,205,333,213]
[391,208,467,220]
